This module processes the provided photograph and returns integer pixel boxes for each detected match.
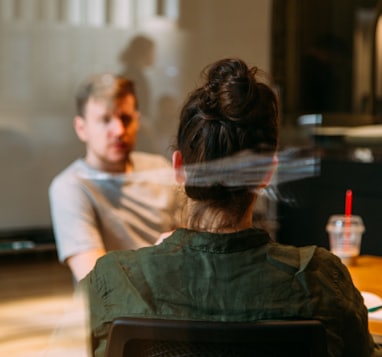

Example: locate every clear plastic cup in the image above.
[326,215,365,265]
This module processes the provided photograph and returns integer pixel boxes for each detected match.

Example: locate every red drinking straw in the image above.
[345,189,352,216]
[344,189,352,247]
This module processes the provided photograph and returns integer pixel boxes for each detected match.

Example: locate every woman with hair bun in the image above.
[82,58,380,357]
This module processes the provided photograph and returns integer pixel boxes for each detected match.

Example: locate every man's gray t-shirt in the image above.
[49,152,182,262]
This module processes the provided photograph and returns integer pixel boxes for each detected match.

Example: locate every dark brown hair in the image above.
[176,58,279,229]
[75,73,137,117]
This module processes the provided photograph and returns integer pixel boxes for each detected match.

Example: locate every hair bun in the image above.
[202,58,258,123]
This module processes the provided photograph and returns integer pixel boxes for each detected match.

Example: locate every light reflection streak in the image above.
[77,147,320,206]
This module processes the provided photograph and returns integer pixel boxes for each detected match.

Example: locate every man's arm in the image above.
[67,248,106,282]
[49,172,106,280]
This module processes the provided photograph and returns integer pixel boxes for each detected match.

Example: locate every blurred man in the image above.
[49,73,182,281]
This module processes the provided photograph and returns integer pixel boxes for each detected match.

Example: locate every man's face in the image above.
[75,94,139,172]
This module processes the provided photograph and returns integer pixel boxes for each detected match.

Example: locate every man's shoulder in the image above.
[49,159,86,191]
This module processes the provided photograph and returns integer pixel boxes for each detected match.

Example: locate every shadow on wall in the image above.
[0,124,81,230]
[119,35,156,121]
[0,127,35,169]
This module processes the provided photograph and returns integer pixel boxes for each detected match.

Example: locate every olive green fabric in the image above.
[81,228,380,357]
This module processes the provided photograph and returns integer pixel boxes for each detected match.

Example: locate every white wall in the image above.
[0,0,272,230]
[178,0,272,95]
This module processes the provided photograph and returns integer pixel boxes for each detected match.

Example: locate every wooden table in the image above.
[347,255,382,344]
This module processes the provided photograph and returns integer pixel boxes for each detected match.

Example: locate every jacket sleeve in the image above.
[313,248,380,356]
[79,266,110,357]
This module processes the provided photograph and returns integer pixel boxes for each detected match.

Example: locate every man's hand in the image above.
[66,248,106,282]
[155,231,174,245]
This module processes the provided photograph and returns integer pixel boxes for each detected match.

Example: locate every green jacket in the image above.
[81,228,380,356]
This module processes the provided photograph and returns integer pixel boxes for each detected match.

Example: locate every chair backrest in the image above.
[104,317,328,357]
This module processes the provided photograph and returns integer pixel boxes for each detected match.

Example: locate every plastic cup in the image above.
[326,214,365,266]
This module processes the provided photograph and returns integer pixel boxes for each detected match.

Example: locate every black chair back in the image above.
[104,317,328,357]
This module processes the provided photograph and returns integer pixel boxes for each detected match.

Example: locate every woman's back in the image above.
[86,228,375,357]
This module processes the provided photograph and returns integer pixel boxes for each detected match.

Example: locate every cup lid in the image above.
[326,214,365,233]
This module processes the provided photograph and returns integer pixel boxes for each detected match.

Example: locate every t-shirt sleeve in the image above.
[49,175,104,263]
